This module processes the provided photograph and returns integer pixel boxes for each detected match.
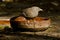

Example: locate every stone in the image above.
[11,16,51,31]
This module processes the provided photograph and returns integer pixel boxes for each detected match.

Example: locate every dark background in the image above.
[0,0,60,17]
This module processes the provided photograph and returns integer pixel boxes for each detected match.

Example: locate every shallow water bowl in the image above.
[11,16,51,31]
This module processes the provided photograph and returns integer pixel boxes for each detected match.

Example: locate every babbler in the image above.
[23,6,43,18]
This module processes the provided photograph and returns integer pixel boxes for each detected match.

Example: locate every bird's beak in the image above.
[39,9,43,11]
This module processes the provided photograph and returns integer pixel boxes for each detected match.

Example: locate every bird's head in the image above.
[31,6,43,12]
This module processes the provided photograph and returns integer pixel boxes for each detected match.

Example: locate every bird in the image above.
[22,6,43,18]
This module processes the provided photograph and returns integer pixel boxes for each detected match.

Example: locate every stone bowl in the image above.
[10,16,51,31]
